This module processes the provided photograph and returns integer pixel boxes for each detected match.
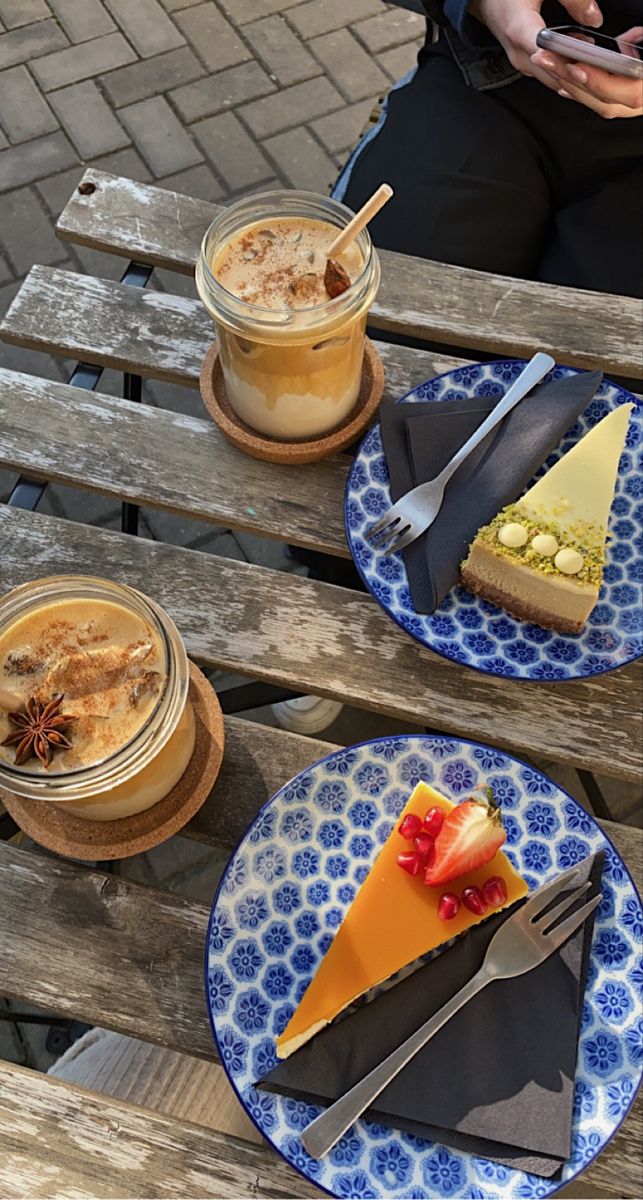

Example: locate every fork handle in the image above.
[301,965,493,1160]
[436,352,555,488]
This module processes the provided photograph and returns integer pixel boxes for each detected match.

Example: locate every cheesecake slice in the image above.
[275,781,526,1059]
[461,403,634,634]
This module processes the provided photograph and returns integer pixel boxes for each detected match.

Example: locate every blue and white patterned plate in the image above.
[344,361,643,681]
[205,735,643,1200]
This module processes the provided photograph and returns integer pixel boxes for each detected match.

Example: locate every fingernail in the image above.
[536,53,557,70]
[584,3,602,27]
[568,64,588,83]
[558,89,572,98]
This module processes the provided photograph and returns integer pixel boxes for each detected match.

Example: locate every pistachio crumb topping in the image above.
[475,504,605,587]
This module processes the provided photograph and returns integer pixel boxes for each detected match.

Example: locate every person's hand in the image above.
[468,0,604,96]
[531,25,643,118]
[466,0,640,116]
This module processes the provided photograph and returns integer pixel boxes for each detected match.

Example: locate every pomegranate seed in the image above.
[461,885,488,916]
[397,850,423,877]
[482,876,508,908]
[438,892,461,920]
[413,833,434,864]
[398,813,422,840]
[423,806,445,839]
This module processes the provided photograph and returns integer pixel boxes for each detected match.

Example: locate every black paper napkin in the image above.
[379,371,603,614]
[261,853,604,1179]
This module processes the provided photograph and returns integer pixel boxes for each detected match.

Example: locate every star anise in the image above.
[1,694,78,768]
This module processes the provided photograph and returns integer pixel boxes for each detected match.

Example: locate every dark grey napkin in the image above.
[260,853,603,1179]
[379,370,603,614]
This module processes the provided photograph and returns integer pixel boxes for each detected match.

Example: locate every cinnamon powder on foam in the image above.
[0,601,165,772]
[212,216,363,310]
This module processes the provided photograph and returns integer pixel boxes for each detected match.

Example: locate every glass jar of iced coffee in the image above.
[0,576,195,821]
[195,190,381,440]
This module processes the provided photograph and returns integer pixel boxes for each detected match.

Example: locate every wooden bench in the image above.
[0,170,641,1198]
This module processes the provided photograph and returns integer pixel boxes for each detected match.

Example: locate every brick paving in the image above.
[0,0,424,242]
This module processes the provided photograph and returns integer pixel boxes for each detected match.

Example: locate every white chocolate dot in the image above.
[498,522,528,549]
[554,547,584,575]
[531,533,559,557]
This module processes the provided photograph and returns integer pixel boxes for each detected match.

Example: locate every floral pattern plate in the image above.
[344,361,642,681]
[205,735,643,1200]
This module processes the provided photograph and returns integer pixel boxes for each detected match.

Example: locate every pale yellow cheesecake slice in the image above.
[461,403,634,634]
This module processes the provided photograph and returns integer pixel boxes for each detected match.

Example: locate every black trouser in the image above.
[338,36,643,299]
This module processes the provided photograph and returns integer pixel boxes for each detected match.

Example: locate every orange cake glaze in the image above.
[276,781,527,1058]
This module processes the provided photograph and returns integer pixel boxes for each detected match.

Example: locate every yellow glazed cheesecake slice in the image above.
[275,781,527,1059]
[461,403,634,634]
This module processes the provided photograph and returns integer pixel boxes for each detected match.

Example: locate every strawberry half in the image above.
[423,789,506,887]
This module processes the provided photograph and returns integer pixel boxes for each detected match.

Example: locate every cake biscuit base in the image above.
[460,566,585,636]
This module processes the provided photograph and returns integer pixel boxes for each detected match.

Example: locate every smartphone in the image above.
[536,25,643,79]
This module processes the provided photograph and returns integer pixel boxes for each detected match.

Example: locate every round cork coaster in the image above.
[200,337,384,464]
[0,661,224,861]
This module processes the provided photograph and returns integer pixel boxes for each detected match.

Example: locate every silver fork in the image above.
[301,862,600,1159]
[366,351,555,555]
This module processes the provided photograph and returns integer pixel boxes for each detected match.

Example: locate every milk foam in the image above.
[212,216,363,309]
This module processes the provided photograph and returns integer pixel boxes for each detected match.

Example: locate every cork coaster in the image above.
[200,337,384,464]
[0,662,224,861]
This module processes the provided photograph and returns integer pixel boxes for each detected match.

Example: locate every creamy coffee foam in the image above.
[212,216,363,309]
[0,599,165,773]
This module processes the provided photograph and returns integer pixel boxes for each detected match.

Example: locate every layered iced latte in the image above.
[196,191,381,440]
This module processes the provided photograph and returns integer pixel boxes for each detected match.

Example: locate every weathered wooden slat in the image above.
[0,367,351,557]
[56,171,215,275]
[1,505,641,782]
[0,841,214,1060]
[0,1059,319,1199]
[1,817,641,1198]
[0,264,466,393]
[56,170,643,378]
[370,261,643,381]
[187,716,336,851]
[1,265,211,388]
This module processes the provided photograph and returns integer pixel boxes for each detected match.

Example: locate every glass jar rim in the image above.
[197,189,376,323]
[0,575,189,800]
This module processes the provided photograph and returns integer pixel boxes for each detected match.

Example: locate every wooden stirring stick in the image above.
[324,183,393,298]
[328,183,393,258]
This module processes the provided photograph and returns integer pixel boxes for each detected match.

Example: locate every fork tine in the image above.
[544,894,602,952]
[386,525,416,553]
[521,862,586,920]
[366,514,400,541]
[372,533,402,555]
[369,526,400,549]
[367,525,399,549]
[534,881,591,930]
[371,523,411,554]
[384,528,412,555]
